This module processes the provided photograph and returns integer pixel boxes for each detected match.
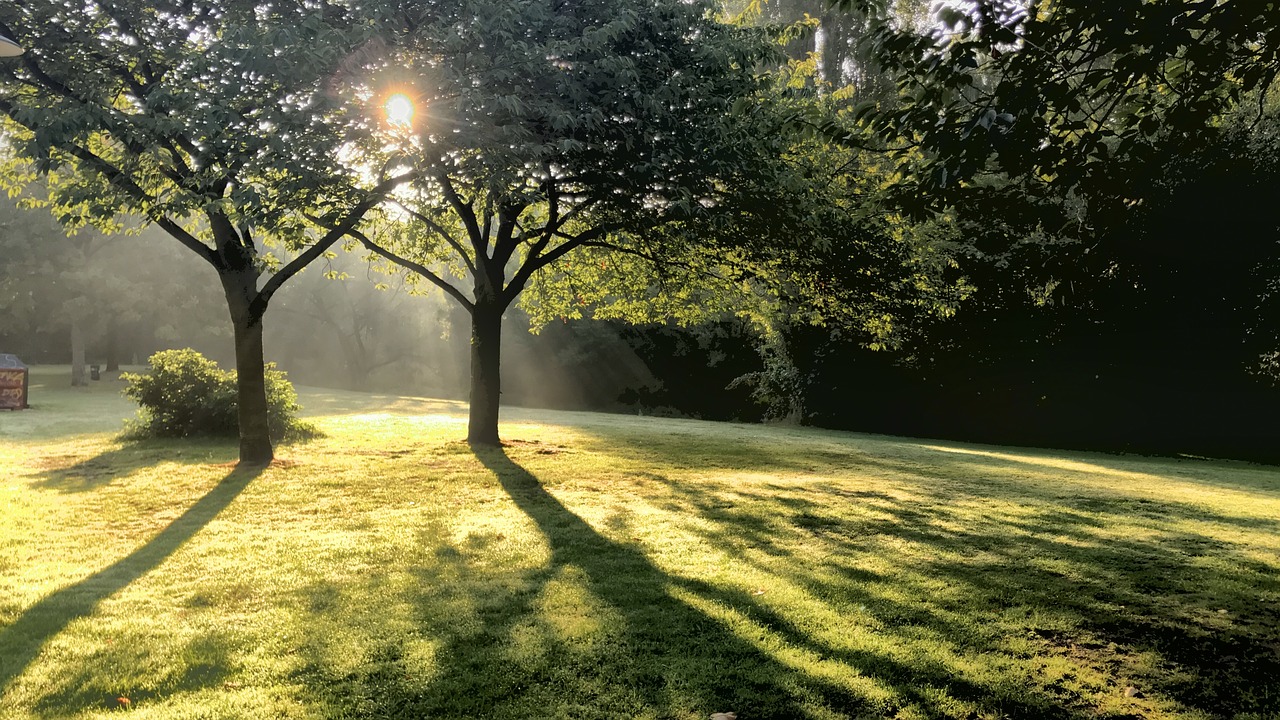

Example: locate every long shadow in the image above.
[280,441,1277,718]
[473,448,830,718]
[576,422,1280,499]
[650,467,1280,718]
[908,442,1280,503]
[469,448,1079,719]
[0,465,261,692]
[865,450,1280,532]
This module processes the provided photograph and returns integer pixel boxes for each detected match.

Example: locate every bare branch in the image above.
[256,170,417,310]
[437,172,487,259]
[347,227,475,312]
[390,198,476,274]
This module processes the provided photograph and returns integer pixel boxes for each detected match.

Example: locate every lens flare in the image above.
[385,93,414,127]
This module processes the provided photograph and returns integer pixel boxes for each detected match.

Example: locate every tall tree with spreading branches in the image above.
[0,0,418,463]
[348,0,781,445]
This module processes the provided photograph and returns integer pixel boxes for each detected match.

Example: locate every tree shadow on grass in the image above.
[352,448,1081,720]
[649,458,1280,719]
[283,442,1277,719]
[472,448,845,718]
[579,423,1280,505]
[903,443,1280,519]
[0,464,261,693]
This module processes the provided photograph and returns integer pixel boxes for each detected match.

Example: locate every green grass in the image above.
[2,366,1279,720]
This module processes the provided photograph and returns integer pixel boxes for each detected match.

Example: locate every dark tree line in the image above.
[735,0,1280,461]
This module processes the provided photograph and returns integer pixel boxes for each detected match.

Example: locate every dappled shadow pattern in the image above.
[0,465,260,693]
[475,449,858,718]
[30,627,235,713]
[647,449,1280,719]
[270,425,1280,718]
[291,449,1095,719]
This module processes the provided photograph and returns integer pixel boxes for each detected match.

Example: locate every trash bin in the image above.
[90,364,101,381]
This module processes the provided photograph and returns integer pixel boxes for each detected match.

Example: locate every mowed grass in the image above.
[2,367,1279,720]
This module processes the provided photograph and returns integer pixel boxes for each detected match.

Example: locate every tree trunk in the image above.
[467,301,503,445]
[221,270,273,465]
[105,316,120,373]
[70,317,87,386]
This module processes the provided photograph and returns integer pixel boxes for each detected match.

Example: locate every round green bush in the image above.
[121,348,314,440]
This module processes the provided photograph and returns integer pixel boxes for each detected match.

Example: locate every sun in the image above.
[385,93,415,127]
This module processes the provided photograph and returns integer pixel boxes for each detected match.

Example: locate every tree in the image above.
[760,0,1280,459]
[734,0,929,101]
[346,0,778,445]
[0,1,414,463]
[0,193,188,384]
[831,0,1280,207]
[0,192,98,383]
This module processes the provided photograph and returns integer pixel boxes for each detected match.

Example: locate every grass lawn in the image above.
[2,366,1279,720]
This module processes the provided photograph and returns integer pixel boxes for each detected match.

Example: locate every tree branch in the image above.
[503,223,623,302]
[390,199,476,274]
[346,227,475,312]
[489,204,522,269]
[437,172,487,260]
[0,95,219,264]
[0,19,192,189]
[255,171,417,312]
[0,19,81,102]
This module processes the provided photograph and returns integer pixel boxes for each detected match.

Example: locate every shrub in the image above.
[122,348,315,440]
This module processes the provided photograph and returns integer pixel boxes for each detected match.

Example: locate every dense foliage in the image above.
[734,0,1280,461]
[346,0,788,444]
[0,0,413,463]
[830,0,1280,205]
[122,349,311,441]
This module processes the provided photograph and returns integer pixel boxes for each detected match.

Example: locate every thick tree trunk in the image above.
[70,318,87,386]
[467,301,503,445]
[221,270,273,465]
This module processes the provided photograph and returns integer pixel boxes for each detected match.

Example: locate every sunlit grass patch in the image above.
[1,367,1278,719]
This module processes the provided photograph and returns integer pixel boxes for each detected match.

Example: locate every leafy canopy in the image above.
[831,0,1280,207]
[0,0,412,294]
[351,0,783,320]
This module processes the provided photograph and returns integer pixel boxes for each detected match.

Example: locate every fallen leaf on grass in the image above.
[710,713,737,720]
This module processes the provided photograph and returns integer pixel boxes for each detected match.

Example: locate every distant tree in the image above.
[0,193,97,383]
[0,194,199,383]
[0,1,417,463]
[735,0,929,100]
[344,0,780,445]
[270,253,444,392]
